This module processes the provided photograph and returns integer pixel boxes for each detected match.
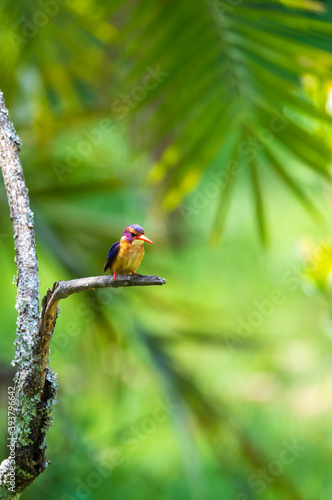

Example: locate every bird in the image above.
[104,224,153,281]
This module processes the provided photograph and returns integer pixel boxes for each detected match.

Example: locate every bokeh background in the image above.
[1,1,332,499]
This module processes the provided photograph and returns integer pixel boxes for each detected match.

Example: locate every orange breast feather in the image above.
[110,240,145,274]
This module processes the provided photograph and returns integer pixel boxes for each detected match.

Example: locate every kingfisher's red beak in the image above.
[137,234,153,244]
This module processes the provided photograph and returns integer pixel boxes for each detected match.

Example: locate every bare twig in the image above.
[38,274,166,387]
[50,274,166,302]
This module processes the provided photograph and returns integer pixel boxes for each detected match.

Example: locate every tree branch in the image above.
[0,90,46,500]
[38,274,166,388]
[0,89,166,499]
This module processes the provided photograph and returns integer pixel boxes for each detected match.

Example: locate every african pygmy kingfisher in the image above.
[104,224,153,281]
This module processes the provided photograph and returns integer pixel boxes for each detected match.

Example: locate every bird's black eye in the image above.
[130,232,136,237]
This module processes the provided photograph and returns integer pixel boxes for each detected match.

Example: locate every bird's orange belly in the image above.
[111,245,145,274]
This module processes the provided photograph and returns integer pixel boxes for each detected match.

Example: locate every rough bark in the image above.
[0,90,166,499]
[0,89,47,500]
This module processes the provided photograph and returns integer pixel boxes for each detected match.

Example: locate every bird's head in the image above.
[122,224,153,245]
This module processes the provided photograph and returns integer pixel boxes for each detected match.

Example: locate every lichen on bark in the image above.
[0,90,58,499]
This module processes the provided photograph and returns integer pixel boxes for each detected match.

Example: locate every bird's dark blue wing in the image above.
[104,241,120,273]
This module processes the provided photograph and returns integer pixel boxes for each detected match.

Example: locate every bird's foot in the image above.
[113,272,118,281]
[132,272,136,276]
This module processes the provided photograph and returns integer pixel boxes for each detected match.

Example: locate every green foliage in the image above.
[1,0,332,243]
